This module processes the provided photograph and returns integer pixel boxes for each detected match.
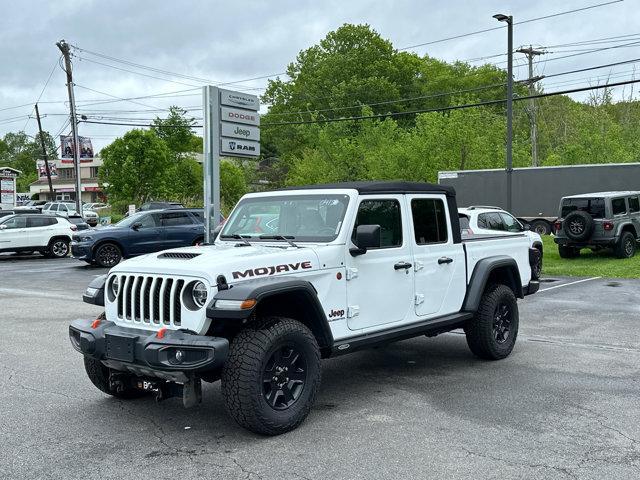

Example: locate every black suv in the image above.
[554,191,640,258]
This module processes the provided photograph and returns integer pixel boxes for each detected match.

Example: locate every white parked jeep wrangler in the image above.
[70,182,539,435]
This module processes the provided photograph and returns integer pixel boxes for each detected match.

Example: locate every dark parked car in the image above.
[139,201,185,212]
[67,215,91,231]
[71,209,204,267]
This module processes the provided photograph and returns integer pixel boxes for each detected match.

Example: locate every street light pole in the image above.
[494,14,513,212]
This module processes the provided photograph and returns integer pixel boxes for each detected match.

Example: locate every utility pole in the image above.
[34,103,54,199]
[56,40,83,216]
[517,46,545,167]
[493,14,513,212]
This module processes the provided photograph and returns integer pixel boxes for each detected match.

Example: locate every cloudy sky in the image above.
[1,0,638,153]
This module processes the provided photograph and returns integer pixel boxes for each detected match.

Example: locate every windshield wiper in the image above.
[220,234,251,246]
[258,234,299,248]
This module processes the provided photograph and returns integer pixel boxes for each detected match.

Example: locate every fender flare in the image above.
[462,256,523,313]
[83,274,107,306]
[207,276,334,350]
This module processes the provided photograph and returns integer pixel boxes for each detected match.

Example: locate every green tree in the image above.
[220,160,248,213]
[99,129,172,206]
[151,106,198,155]
[0,131,56,191]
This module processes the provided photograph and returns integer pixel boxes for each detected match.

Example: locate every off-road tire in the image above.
[83,357,146,399]
[221,317,321,435]
[615,231,637,259]
[46,237,70,258]
[531,247,542,280]
[558,245,580,259]
[564,211,594,241]
[465,284,519,360]
[95,242,122,268]
[530,220,551,235]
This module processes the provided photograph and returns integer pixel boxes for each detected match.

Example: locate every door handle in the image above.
[394,261,412,270]
[438,257,453,265]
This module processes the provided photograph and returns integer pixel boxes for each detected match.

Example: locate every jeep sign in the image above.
[219,89,260,110]
[220,106,260,126]
[220,138,261,156]
[221,122,260,142]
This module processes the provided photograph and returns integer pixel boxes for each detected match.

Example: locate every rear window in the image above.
[561,198,605,219]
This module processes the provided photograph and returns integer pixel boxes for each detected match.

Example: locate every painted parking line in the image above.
[538,276,601,292]
[0,264,81,274]
[0,287,78,301]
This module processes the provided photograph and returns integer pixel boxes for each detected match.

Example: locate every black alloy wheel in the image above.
[492,303,512,344]
[262,345,307,410]
[95,243,122,268]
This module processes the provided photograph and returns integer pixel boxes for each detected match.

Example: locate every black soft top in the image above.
[281,181,456,197]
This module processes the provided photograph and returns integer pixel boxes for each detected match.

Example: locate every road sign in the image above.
[221,122,260,141]
[220,137,261,156]
[203,86,262,242]
[220,106,260,126]
[219,89,260,110]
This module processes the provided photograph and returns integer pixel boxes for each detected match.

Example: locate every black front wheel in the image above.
[221,317,321,435]
[95,243,122,268]
[615,231,637,259]
[465,284,519,360]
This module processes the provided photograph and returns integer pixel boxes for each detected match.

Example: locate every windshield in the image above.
[221,194,350,242]
[115,211,150,228]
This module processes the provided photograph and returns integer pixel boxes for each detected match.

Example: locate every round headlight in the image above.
[111,276,120,296]
[192,282,208,308]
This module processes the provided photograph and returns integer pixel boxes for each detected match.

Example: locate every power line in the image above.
[398,0,623,51]
[75,84,164,111]
[71,43,287,89]
[77,78,640,130]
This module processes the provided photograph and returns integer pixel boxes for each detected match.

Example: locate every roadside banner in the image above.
[37,160,58,179]
[61,135,94,162]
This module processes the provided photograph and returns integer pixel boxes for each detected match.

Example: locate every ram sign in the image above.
[220,138,261,156]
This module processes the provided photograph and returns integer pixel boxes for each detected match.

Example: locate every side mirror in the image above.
[350,224,381,257]
[132,222,143,231]
[523,223,530,231]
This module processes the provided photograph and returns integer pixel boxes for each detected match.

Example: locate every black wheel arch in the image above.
[49,234,71,245]
[619,222,638,239]
[462,256,523,313]
[207,277,334,357]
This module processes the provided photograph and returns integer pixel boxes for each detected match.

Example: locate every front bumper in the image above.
[71,242,93,261]
[69,318,229,381]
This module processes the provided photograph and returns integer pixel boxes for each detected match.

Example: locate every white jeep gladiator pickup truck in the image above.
[70,181,539,435]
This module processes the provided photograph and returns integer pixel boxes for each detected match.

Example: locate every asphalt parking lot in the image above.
[1,254,639,479]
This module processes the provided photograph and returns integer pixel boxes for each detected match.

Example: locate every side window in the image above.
[138,214,158,228]
[27,217,50,228]
[500,213,522,232]
[352,199,402,248]
[49,204,58,212]
[628,196,639,213]
[161,212,193,227]
[480,213,505,231]
[2,217,27,229]
[190,211,204,223]
[612,198,627,216]
[411,198,448,244]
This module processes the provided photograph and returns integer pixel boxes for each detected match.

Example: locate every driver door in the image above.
[128,213,162,255]
[346,196,414,331]
[0,216,29,249]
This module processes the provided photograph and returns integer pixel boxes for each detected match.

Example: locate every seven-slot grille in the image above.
[115,275,186,326]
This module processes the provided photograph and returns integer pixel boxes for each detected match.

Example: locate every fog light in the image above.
[174,349,185,364]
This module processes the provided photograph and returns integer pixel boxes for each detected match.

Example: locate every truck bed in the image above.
[462,233,531,287]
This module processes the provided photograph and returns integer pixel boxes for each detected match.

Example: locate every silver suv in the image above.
[554,191,640,259]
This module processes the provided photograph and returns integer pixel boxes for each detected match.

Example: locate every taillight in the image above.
[603,221,614,231]
[554,221,562,233]
[70,225,78,231]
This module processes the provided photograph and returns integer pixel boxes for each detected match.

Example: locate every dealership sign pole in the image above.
[202,86,260,243]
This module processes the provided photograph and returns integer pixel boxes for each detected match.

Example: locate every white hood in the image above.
[110,242,322,286]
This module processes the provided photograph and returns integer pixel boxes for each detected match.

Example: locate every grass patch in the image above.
[541,235,640,278]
